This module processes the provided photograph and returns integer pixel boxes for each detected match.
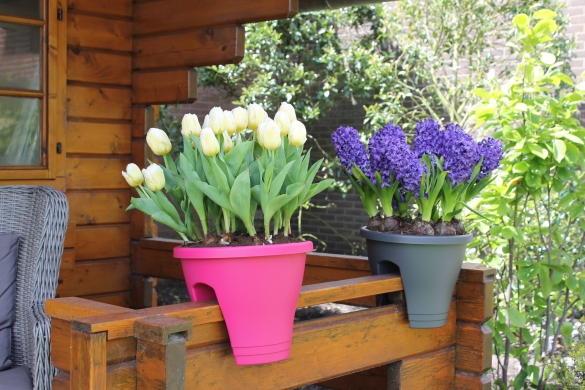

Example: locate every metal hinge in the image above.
[56,142,62,154]
[57,8,62,20]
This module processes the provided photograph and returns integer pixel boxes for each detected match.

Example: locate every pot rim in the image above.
[174,240,313,259]
[360,227,473,245]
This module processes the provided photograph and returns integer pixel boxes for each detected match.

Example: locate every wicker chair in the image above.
[0,186,68,390]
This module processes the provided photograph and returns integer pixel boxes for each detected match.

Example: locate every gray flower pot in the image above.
[360,227,473,328]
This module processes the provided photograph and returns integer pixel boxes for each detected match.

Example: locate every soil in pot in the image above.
[366,215,467,236]
[181,231,300,248]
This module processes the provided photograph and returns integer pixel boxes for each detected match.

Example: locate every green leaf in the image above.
[552,139,566,163]
[518,264,539,281]
[193,181,236,213]
[305,179,334,202]
[224,141,253,175]
[230,170,253,233]
[151,211,187,233]
[507,307,526,327]
[539,266,552,296]
[512,370,528,390]
[154,190,183,226]
[264,184,306,228]
[579,279,585,301]
[269,161,294,199]
[564,143,580,163]
[533,19,557,36]
[542,263,572,274]
[533,9,557,20]
[210,157,230,195]
[131,197,161,216]
[513,161,529,173]
[567,275,579,291]
[562,321,573,337]
[513,13,530,29]
[528,144,549,159]
[540,52,556,65]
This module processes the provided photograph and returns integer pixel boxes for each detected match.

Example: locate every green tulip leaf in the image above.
[151,211,187,233]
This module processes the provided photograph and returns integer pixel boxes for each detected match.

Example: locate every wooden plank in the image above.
[0,177,66,191]
[57,259,131,297]
[68,13,132,52]
[71,330,107,389]
[64,221,76,248]
[131,106,154,139]
[107,337,137,365]
[66,156,132,190]
[459,263,496,284]
[67,85,132,120]
[67,122,132,155]
[47,296,133,320]
[68,191,131,225]
[133,26,244,71]
[400,347,455,389]
[51,318,73,373]
[75,225,130,260]
[61,249,76,270]
[132,69,197,105]
[53,372,70,390]
[455,323,492,374]
[457,273,494,324]
[318,365,388,390]
[67,0,132,19]
[184,304,456,389]
[306,252,371,271]
[68,48,132,86]
[86,292,131,308]
[455,371,491,390]
[131,242,183,280]
[106,361,136,390]
[130,275,157,309]
[72,274,403,339]
[303,264,374,307]
[133,0,297,36]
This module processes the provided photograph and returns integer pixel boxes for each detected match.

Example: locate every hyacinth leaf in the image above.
[193,181,236,214]
[151,211,187,233]
[346,171,365,197]
[225,141,253,174]
[269,161,294,199]
[459,201,495,222]
[229,170,255,235]
[353,165,377,194]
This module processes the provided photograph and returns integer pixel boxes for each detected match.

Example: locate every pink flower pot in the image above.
[174,241,313,366]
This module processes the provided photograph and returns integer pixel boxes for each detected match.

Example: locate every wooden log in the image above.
[306,251,370,270]
[67,122,132,155]
[299,0,387,12]
[184,304,456,389]
[64,221,76,248]
[133,0,297,36]
[47,296,133,320]
[317,365,389,390]
[68,13,132,52]
[106,361,136,389]
[67,191,131,226]
[457,264,495,324]
[131,106,154,139]
[133,26,244,71]
[455,371,491,390]
[67,85,132,121]
[71,274,403,339]
[132,69,197,105]
[455,323,492,375]
[135,316,192,390]
[66,156,132,190]
[57,259,131,297]
[67,0,132,19]
[131,241,183,280]
[398,347,455,389]
[75,225,130,260]
[61,249,76,270]
[87,292,131,307]
[71,330,107,389]
[130,275,157,309]
[67,48,132,86]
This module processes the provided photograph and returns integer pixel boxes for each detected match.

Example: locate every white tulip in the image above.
[263,120,282,150]
[209,107,224,134]
[288,120,307,146]
[181,113,201,137]
[142,164,165,192]
[200,127,220,156]
[232,107,248,132]
[202,114,210,129]
[223,131,234,153]
[278,102,297,123]
[247,103,267,131]
[223,110,237,135]
[274,111,291,136]
[256,120,268,147]
[122,163,143,187]
[146,128,172,155]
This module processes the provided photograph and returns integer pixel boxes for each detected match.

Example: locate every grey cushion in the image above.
[0,365,32,389]
[0,233,19,372]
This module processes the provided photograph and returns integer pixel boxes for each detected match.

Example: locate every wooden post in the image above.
[70,330,107,390]
[455,263,495,389]
[130,274,157,309]
[135,316,192,389]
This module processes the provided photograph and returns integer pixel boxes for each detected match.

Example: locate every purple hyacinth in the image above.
[414,119,442,158]
[441,123,480,186]
[477,137,503,180]
[331,126,372,179]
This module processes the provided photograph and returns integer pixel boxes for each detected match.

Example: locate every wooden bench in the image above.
[47,239,494,389]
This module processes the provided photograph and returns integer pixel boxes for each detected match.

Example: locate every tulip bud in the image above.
[222,110,237,135]
[202,114,210,129]
[142,164,165,192]
[223,131,234,153]
[232,107,248,132]
[146,128,172,155]
[200,127,220,156]
[274,111,291,136]
[288,120,307,146]
[122,163,144,187]
[209,107,224,134]
[256,120,268,147]
[247,103,267,130]
[278,102,297,123]
[181,113,201,137]
[263,120,282,150]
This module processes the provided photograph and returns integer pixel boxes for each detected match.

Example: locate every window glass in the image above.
[0,96,41,166]
[0,0,41,19]
[0,23,41,90]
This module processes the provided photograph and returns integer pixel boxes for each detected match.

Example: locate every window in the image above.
[0,0,64,179]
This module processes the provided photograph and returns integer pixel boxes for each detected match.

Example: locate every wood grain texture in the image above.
[68,48,131,85]
[400,347,455,389]
[130,140,155,240]
[130,275,157,309]
[106,361,136,390]
[131,106,154,139]
[47,296,133,321]
[306,252,371,271]
[61,249,76,270]
[57,259,131,297]
[66,157,131,190]
[53,371,70,390]
[87,292,131,308]
[51,318,73,373]
[136,339,186,390]
[64,221,76,248]
[184,304,456,389]
[68,13,131,52]
[132,69,197,105]
[75,225,130,260]
[456,277,494,324]
[132,26,244,71]
[131,241,183,280]
[317,365,389,390]
[133,0,297,36]
[67,122,132,155]
[455,371,491,390]
[67,85,132,120]
[455,323,492,374]
[68,191,130,226]
[71,330,107,389]
[67,0,132,18]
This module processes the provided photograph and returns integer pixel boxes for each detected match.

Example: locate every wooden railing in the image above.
[48,238,495,389]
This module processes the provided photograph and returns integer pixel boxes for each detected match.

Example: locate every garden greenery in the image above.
[468,9,585,389]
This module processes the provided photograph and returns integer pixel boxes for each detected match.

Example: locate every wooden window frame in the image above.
[0,0,66,180]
